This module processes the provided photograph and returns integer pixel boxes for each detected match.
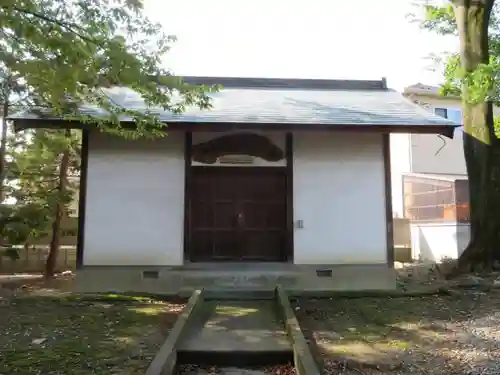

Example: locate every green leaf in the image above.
[0,0,214,137]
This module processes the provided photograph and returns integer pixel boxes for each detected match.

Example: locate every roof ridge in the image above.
[181,76,387,91]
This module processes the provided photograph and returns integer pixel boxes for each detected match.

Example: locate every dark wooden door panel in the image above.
[191,202,212,228]
[241,202,285,228]
[190,230,211,262]
[212,230,237,260]
[189,167,287,262]
[214,202,234,226]
[239,231,284,261]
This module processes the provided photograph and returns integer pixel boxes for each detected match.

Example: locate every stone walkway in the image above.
[178,300,291,354]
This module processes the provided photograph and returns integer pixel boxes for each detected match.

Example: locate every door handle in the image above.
[236,211,244,226]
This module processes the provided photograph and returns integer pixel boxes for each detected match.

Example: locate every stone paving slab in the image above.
[178,300,291,352]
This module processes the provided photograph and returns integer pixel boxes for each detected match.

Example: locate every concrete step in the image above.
[190,289,277,300]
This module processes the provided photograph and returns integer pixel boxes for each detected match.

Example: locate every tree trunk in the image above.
[0,98,9,203]
[453,0,500,274]
[44,130,71,279]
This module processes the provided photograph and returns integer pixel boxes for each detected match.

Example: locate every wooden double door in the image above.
[188,167,287,262]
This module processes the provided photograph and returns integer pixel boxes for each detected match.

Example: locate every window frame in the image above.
[434,107,448,119]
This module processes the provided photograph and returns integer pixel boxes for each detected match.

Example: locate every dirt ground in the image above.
[0,276,186,375]
[293,289,500,375]
[4,267,500,375]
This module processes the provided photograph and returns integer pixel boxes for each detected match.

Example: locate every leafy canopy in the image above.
[419,1,500,106]
[1,128,80,250]
[0,0,216,138]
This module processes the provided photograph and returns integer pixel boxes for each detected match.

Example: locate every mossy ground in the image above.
[0,293,185,374]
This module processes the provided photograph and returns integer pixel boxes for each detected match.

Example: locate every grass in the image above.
[0,293,186,375]
[216,304,259,316]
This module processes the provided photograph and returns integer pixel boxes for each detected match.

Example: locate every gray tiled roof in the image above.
[9,76,457,127]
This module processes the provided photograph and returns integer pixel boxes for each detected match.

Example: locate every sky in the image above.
[144,0,459,91]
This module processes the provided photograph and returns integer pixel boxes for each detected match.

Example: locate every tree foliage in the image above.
[0,0,216,138]
[420,1,500,110]
[0,68,32,202]
[1,0,216,275]
[0,128,80,270]
[0,54,79,275]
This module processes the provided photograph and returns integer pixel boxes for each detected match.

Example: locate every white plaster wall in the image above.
[410,222,470,262]
[390,133,412,218]
[414,102,465,175]
[293,132,387,264]
[84,131,185,266]
[410,130,466,175]
[401,96,467,176]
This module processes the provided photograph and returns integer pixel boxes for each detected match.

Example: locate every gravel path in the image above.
[446,298,500,375]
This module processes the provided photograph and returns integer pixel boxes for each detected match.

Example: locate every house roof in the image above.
[403,83,441,96]
[9,76,458,135]
[403,83,461,100]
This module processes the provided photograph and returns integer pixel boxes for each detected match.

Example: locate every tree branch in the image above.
[1,5,101,46]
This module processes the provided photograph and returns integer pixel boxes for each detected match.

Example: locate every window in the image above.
[434,107,447,118]
[434,107,462,124]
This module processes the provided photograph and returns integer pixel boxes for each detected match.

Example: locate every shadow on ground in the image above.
[293,290,500,374]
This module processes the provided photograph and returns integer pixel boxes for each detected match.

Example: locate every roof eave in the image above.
[10,118,457,138]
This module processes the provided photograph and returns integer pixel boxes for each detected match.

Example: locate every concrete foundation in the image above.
[73,263,396,295]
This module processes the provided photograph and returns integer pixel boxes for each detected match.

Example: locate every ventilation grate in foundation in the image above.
[316,269,333,278]
[142,270,160,279]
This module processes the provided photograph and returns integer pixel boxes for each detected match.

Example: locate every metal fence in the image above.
[403,174,470,223]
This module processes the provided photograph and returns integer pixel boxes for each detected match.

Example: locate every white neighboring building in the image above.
[391,83,469,262]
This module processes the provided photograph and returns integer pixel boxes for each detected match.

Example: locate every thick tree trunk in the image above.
[44,130,71,279]
[453,0,500,273]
